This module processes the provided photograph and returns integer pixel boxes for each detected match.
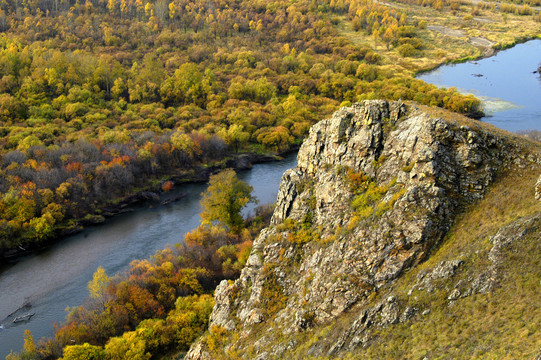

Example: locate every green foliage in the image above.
[401,162,415,172]
[228,77,277,104]
[200,169,255,232]
[397,43,419,57]
[352,181,389,217]
[287,226,320,245]
[104,331,150,360]
[351,177,403,220]
[218,124,250,153]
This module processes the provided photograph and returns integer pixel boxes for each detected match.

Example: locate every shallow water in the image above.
[418,39,541,132]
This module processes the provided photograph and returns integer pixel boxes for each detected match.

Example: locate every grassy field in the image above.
[338,0,541,75]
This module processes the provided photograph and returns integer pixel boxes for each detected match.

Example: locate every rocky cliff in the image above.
[186,100,541,359]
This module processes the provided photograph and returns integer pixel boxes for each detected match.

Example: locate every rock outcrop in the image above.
[535,176,541,200]
[185,100,541,359]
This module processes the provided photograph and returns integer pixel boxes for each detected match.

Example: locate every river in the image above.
[0,154,297,358]
[417,39,541,132]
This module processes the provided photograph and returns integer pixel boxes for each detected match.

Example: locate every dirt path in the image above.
[427,24,496,57]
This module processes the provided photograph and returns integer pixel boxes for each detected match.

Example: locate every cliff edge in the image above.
[186,100,541,359]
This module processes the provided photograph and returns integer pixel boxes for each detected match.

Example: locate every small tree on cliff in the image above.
[200,169,255,233]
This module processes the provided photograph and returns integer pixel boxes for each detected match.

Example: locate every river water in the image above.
[0,154,297,358]
[417,39,541,132]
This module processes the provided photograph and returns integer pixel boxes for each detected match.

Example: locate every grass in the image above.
[206,159,541,360]
[313,164,541,359]
[337,0,541,76]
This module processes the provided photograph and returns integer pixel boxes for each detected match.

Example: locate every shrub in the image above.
[397,44,418,57]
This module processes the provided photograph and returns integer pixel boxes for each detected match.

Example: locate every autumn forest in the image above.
[0,0,487,256]
[8,0,540,355]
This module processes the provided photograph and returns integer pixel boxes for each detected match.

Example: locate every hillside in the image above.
[185,100,541,359]
[2,0,541,255]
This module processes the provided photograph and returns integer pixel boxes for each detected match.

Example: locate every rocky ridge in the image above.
[185,100,541,359]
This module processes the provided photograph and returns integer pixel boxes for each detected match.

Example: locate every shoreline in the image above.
[414,36,541,77]
[0,150,296,265]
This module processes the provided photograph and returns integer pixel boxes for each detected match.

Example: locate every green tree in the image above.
[200,169,255,232]
[219,124,250,153]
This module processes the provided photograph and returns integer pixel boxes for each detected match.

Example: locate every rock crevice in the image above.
[185,100,539,359]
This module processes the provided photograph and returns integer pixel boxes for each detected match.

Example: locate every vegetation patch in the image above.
[351,177,403,219]
[260,263,288,318]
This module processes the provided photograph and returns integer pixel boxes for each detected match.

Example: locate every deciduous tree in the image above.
[200,169,255,232]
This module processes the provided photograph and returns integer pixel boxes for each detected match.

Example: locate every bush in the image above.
[397,44,418,57]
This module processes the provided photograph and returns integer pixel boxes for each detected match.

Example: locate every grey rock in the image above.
[400,307,417,322]
[184,343,212,360]
[448,289,461,300]
[186,100,539,359]
[470,214,541,294]
[412,259,464,294]
[535,175,541,200]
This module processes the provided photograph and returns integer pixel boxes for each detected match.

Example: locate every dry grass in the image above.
[336,165,541,359]
[337,0,541,75]
[265,160,541,360]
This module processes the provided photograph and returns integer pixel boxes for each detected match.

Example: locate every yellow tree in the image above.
[218,124,250,153]
[200,169,255,232]
[61,343,105,360]
[107,0,116,15]
[104,331,150,360]
[382,26,394,50]
[88,266,110,307]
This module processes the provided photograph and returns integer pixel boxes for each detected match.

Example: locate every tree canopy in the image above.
[200,169,255,232]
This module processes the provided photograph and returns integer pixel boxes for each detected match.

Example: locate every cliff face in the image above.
[186,101,541,359]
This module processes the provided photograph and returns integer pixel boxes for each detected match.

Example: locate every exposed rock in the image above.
[409,259,464,294]
[185,343,212,360]
[468,214,541,295]
[140,191,160,202]
[447,288,461,300]
[535,176,541,200]
[208,280,236,331]
[185,100,540,360]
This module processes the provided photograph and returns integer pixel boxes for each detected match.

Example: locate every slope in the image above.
[185,100,541,359]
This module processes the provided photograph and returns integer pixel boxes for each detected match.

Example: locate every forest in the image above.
[0,0,488,255]
[3,0,541,356]
[8,169,269,359]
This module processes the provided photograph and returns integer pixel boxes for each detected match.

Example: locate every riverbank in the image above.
[0,153,299,358]
[417,39,541,132]
[415,34,541,77]
[0,150,291,264]
[337,0,541,81]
